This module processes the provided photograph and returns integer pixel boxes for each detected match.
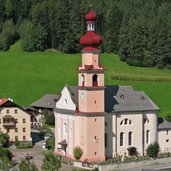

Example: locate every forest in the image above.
[0,0,171,68]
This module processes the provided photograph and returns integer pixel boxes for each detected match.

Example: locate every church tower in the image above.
[77,11,105,162]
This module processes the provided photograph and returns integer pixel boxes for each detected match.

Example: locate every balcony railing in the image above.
[3,116,15,127]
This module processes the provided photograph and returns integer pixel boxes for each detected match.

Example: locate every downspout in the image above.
[142,112,144,156]
[115,112,117,157]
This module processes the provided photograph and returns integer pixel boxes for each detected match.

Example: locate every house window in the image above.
[15,136,18,141]
[6,109,9,114]
[166,139,169,143]
[120,132,124,146]
[15,128,18,132]
[7,129,10,133]
[15,119,18,123]
[23,118,26,123]
[15,109,18,114]
[23,136,26,140]
[128,132,132,146]
[23,128,26,132]
[0,119,1,123]
[105,133,107,148]
[146,130,150,143]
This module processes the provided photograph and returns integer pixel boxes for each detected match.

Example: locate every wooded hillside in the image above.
[0,0,171,68]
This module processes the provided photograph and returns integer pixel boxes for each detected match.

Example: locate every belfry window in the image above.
[93,74,98,86]
[81,74,85,86]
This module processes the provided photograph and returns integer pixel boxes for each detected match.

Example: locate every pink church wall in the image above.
[82,53,100,69]
[77,115,105,162]
[78,89,104,113]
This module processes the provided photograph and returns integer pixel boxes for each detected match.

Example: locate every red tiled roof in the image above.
[0,98,8,106]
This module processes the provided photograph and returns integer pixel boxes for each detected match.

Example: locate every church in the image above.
[54,11,171,162]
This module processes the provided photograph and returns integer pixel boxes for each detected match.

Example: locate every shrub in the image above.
[146,142,160,158]
[47,136,55,150]
[0,147,12,160]
[73,146,83,161]
[0,133,10,147]
[16,141,33,149]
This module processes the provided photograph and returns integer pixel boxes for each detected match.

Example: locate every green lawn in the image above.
[0,42,171,117]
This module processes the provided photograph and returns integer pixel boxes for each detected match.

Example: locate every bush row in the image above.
[110,73,171,82]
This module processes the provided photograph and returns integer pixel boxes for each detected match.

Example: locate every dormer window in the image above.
[141,96,145,100]
[120,94,125,99]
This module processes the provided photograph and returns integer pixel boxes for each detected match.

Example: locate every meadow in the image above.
[0,42,171,117]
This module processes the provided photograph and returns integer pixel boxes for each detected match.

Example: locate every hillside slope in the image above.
[0,42,171,116]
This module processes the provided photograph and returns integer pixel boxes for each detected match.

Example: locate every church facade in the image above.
[54,11,171,162]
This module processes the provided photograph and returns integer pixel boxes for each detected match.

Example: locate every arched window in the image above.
[81,74,85,86]
[93,74,98,86]
[146,130,150,143]
[128,132,132,146]
[120,118,132,125]
[120,132,124,146]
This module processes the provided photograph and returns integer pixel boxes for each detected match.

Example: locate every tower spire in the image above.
[80,10,102,51]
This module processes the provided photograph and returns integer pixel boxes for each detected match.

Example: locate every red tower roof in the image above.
[80,11,102,51]
[80,31,102,46]
[85,10,97,21]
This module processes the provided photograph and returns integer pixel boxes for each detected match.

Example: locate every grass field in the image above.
[0,42,171,117]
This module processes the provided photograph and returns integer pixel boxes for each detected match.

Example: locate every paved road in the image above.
[10,130,76,171]
[10,141,44,169]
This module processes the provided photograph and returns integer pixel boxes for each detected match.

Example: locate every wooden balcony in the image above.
[3,115,15,127]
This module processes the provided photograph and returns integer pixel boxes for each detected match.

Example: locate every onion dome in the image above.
[80,31,102,46]
[85,10,97,21]
[80,10,102,51]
